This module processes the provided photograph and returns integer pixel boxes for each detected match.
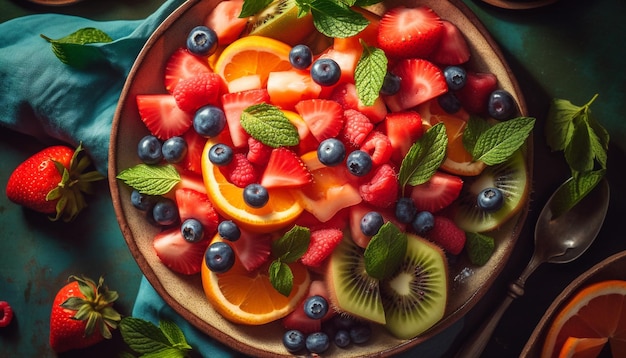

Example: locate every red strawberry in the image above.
[384,59,448,112]
[5,144,103,222]
[260,147,312,189]
[172,72,223,112]
[295,99,344,142]
[204,0,248,45]
[409,171,463,213]
[328,82,387,123]
[49,275,121,353]
[378,111,424,163]
[455,71,498,115]
[153,227,210,275]
[428,20,471,66]
[180,129,207,174]
[0,301,13,328]
[219,152,258,188]
[377,6,444,59]
[359,164,399,209]
[177,169,208,195]
[222,89,270,147]
[360,131,393,167]
[247,136,273,166]
[340,109,374,147]
[136,94,193,140]
[164,48,213,93]
[426,216,466,255]
[348,203,405,248]
[175,188,219,236]
[230,229,272,272]
[300,228,344,267]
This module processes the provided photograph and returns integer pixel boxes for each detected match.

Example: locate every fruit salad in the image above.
[116,0,533,355]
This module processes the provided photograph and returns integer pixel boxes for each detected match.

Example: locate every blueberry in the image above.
[317,138,346,167]
[345,150,373,177]
[334,329,351,348]
[161,136,188,163]
[137,135,163,164]
[152,198,179,226]
[412,211,435,235]
[130,189,157,211]
[208,143,234,166]
[181,218,205,243]
[243,183,269,208]
[333,315,357,330]
[443,66,467,91]
[194,105,226,137]
[360,211,384,236]
[186,26,218,56]
[303,295,329,320]
[437,92,462,114]
[395,197,417,224]
[305,332,330,354]
[487,89,517,120]
[349,324,371,344]
[310,58,341,86]
[289,44,313,70]
[217,220,241,241]
[282,329,306,353]
[380,71,401,96]
[477,187,504,212]
[205,241,235,273]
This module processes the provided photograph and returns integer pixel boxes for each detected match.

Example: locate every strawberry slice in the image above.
[384,59,448,113]
[175,188,219,235]
[455,71,498,115]
[260,147,312,189]
[377,111,424,163]
[247,136,273,167]
[172,72,223,113]
[359,164,399,209]
[295,99,344,142]
[204,0,248,45]
[348,203,405,248]
[377,6,444,59]
[409,171,463,213]
[164,48,213,93]
[329,82,387,123]
[136,94,193,140]
[428,20,471,66]
[282,280,334,334]
[222,89,270,147]
[153,227,209,275]
[230,229,272,272]
[300,228,343,267]
[181,129,207,175]
[426,216,466,255]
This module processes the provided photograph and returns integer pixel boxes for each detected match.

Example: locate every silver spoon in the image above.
[455,177,610,358]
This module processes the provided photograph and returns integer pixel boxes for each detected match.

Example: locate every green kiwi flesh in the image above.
[453,150,529,232]
[326,237,386,325]
[247,0,314,46]
[381,234,448,340]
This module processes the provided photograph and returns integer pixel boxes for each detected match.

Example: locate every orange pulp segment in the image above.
[213,35,292,87]
[542,280,626,358]
[558,337,608,358]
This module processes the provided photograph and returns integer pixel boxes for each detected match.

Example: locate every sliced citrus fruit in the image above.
[201,238,310,325]
[213,35,292,87]
[418,99,486,176]
[542,280,626,358]
[558,337,608,358]
[201,139,303,233]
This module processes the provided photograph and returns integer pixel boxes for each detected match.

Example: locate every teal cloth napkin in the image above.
[0,1,461,356]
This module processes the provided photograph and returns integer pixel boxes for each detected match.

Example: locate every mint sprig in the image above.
[241,103,300,148]
[269,225,311,296]
[364,222,407,280]
[466,116,535,166]
[296,0,369,38]
[120,317,192,357]
[116,164,181,195]
[239,0,273,17]
[398,122,448,191]
[41,28,112,69]
[355,41,387,106]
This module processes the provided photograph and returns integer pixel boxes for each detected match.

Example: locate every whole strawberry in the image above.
[49,275,121,353]
[5,143,104,222]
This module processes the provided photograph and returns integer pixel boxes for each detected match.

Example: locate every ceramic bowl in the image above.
[109,0,531,356]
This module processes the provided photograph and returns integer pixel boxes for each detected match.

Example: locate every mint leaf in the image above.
[355,42,387,106]
[241,103,300,148]
[239,0,273,17]
[116,164,181,195]
[463,116,491,155]
[272,225,311,263]
[546,98,580,152]
[120,317,192,357]
[269,260,294,297]
[465,232,495,266]
[364,222,407,280]
[471,116,535,166]
[306,0,369,38]
[353,0,384,5]
[398,123,448,190]
[160,320,191,350]
[549,169,606,219]
[41,28,112,69]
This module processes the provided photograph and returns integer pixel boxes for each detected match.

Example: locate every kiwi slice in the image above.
[381,234,448,340]
[246,0,314,46]
[326,237,386,325]
[452,150,529,232]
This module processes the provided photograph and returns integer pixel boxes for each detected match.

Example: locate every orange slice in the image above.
[201,139,303,233]
[542,280,626,358]
[418,100,486,176]
[201,237,310,325]
[213,35,292,87]
[558,337,608,358]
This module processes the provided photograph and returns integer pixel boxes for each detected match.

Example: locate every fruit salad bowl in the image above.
[109,0,532,356]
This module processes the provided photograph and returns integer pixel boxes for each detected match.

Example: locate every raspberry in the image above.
[0,301,14,328]
[360,131,393,166]
[300,228,343,267]
[173,72,223,112]
[247,137,273,166]
[426,216,466,255]
[359,164,399,209]
[341,109,374,147]
[219,153,259,188]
